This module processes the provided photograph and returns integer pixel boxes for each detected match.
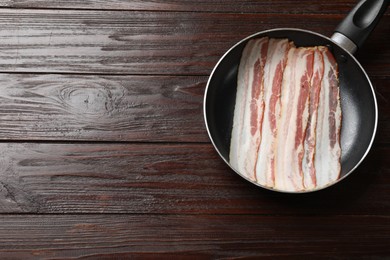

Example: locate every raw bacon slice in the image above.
[275,47,314,192]
[229,37,269,181]
[302,48,325,190]
[229,37,341,192]
[255,38,292,187]
[314,47,342,188]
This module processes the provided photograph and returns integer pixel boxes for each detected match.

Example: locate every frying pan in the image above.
[204,0,389,193]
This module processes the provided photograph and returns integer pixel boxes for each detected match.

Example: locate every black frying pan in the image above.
[204,0,389,193]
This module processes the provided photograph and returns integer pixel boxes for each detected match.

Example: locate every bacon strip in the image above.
[315,47,342,188]
[302,48,325,190]
[275,47,314,192]
[230,37,341,191]
[255,38,292,187]
[229,37,268,181]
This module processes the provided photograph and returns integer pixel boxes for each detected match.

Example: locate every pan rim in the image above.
[203,27,378,193]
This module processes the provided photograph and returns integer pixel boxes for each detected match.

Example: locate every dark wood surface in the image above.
[0,0,389,258]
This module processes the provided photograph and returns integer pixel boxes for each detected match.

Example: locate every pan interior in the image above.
[205,29,377,181]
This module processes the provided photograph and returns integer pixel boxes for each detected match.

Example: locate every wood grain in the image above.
[0,142,388,214]
[0,9,388,75]
[0,74,388,142]
[0,2,387,258]
[0,214,388,259]
[0,74,207,142]
[0,0,366,14]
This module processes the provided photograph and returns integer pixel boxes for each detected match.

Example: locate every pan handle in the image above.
[331,0,389,54]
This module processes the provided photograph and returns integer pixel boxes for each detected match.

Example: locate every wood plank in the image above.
[0,74,388,142]
[0,214,388,259]
[375,77,390,145]
[0,74,207,142]
[0,0,367,14]
[0,142,389,214]
[0,9,388,76]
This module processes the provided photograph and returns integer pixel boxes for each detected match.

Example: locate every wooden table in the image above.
[0,0,389,258]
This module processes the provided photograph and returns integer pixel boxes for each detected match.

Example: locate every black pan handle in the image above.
[332,0,389,54]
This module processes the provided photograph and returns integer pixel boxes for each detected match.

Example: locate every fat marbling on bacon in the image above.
[314,47,342,188]
[302,48,325,190]
[275,46,314,191]
[229,37,269,181]
[229,37,341,192]
[255,38,292,187]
